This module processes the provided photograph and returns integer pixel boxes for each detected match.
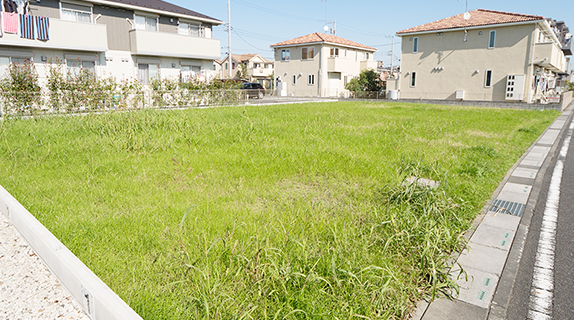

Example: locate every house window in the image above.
[282,49,290,61]
[292,75,296,85]
[135,15,158,31]
[308,74,315,85]
[410,72,416,87]
[413,37,419,53]
[178,21,202,37]
[264,63,271,68]
[254,63,261,68]
[138,63,159,84]
[225,63,228,70]
[485,70,493,87]
[302,47,314,60]
[232,62,236,69]
[0,56,33,76]
[67,60,95,74]
[60,2,92,23]
[330,48,339,57]
[488,31,496,48]
[344,75,348,86]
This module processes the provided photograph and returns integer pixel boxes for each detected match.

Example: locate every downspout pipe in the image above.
[529,23,537,103]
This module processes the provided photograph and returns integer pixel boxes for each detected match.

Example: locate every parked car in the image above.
[240,82,265,99]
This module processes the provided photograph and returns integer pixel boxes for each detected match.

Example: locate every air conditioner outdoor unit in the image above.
[456,90,465,100]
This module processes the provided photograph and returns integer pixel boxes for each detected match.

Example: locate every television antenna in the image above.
[320,0,336,35]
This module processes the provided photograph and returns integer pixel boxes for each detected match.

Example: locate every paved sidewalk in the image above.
[413,104,574,320]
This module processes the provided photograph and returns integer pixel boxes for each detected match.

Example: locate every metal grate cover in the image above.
[488,199,525,217]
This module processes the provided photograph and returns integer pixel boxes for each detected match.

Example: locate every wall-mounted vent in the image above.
[456,90,465,100]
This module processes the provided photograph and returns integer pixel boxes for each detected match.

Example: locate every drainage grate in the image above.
[488,199,525,217]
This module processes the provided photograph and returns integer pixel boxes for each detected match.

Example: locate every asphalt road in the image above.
[507,119,574,320]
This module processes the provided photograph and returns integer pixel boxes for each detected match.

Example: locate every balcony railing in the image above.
[535,42,567,72]
[129,29,220,60]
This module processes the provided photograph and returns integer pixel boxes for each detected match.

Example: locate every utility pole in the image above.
[227,0,232,79]
[390,35,394,77]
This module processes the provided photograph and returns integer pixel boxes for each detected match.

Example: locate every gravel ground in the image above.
[0,214,90,320]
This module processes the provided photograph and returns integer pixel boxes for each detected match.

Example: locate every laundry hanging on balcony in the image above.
[2,11,17,33]
[3,0,17,13]
[19,14,34,39]
[35,16,49,40]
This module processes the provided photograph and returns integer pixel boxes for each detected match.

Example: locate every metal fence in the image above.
[0,89,254,117]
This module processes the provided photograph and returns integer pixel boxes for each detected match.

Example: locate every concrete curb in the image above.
[488,104,574,319]
[0,185,142,320]
[412,104,574,320]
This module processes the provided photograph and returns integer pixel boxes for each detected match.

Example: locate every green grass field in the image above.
[0,101,558,319]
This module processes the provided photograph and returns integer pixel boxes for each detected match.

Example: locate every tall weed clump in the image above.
[0,60,41,116]
[375,154,468,299]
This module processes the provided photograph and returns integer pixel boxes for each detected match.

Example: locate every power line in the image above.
[232,29,272,51]
[368,41,401,47]
[232,0,322,22]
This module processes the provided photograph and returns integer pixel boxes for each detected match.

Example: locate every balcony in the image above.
[327,57,345,72]
[0,19,107,52]
[562,39,572,56]
[129,29,220,60]
[360,60,378,71]
[535,42,567,72]
[250,67,273,78]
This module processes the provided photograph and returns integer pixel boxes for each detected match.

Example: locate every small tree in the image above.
[566,80,574,92]
[0,60,41,115]
[345,69,384,93]
[235,63,249,81]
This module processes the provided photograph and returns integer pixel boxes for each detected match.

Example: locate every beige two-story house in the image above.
[0,0,223,83]
[395,9,571,102]
[219,53,274,86]
[271,33,377,97]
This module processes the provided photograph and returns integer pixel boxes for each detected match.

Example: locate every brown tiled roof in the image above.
[228,54,274,63]
[270,32,377,51]
[104,0,221,22]
[396,9,544,35]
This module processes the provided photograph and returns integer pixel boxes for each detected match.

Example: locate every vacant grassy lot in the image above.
[0,102,558,319]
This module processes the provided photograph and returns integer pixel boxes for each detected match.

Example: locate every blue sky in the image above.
[171,0,574,66]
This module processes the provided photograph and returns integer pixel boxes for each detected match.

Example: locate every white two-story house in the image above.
[271,32,377,97]
[0,0,223,83]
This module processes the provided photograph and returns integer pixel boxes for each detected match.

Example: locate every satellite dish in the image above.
[463,12,471,20]
[324,25,329,32]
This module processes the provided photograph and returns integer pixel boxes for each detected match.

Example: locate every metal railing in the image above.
[0,89,252,117]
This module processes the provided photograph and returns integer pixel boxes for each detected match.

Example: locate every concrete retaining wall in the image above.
[561,91,573,111]
[0,185,142,320]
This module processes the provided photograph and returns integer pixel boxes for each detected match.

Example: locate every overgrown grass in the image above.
[0,102,558,319]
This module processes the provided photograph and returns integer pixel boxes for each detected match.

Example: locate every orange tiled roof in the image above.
[270,32,376,51]
[396,9,544,35]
